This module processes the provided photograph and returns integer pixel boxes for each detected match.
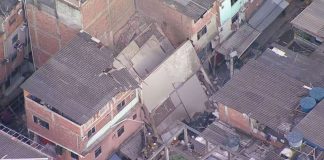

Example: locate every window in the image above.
[231,0,238,6]
[231,14,239,24]
[94,146,102,158]
[117,126,124,137]
[12,34,18,45]
[133,114,137,120]
[71,152,79,160]
[197,26,207,40]
[33,116,49,129]
[87,127,96,138]
[117,100,126,112]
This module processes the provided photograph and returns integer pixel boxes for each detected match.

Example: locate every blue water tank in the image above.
[309,87,324,101]
[287,131,303,148]
[300,97,316,113]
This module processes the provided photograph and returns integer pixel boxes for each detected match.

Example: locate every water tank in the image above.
[309,87,324,101]
[300,97,316,113]
[226,135,240,152]
[286,131,303,148]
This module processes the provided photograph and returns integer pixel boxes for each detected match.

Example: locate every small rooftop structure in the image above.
[0,0,18,17]
[163,0,216,21]
[291,0,324,38]
[21,32,138,124]
[257,47,324,87]
[211,60,307,130]
[295,100,324,149]
[0,130,49,159]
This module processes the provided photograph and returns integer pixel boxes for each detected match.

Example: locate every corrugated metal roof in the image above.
[248,0,289,32]
[291,0,324,38]
[218,24,260,56]
[211,60,307,130]
[119,130,144,159]
[21,32,138,124]
[163,0,216,20]
[258,48,324,87]
[0,132,48,159]
[295,101,324,148]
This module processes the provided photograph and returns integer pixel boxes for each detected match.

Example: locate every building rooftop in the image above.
[163,0,216,21]
[295,100,324,149]
[0,0,18,17]
[291,0,324,38]
[211,60,307,130]
[258,47,324,87]
[0,131,48,159]
[21,32,138,124]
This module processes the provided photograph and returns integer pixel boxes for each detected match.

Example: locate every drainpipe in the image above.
[229,51,237,78]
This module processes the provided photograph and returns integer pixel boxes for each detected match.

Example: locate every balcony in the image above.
[27,94,81,125]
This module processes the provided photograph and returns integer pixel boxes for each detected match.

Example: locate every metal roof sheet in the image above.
[257,47,324,87]
[21,32,138,124]
[0,132,48,159]
[291,0,324,38]
[295,100,324,148]
[211,60,307,130]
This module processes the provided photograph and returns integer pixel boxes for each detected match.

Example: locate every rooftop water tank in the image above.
[300,97,316,113]
[286,131,303,148]
[309,87,324,101]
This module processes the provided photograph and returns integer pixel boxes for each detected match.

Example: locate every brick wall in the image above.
[81,0,136,46]
[25,97,82,152]
[81,105,143,160]
[136,0,192,47]
[26,3,78,68]
[218,103,252,133]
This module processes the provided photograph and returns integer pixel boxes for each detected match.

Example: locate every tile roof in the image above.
[21,32,138,124]
[295,100,324,148]
[0,131,48,159]
[291,0,324,38]
[258,48,324,87]
[163,0,216,20]
[119,130,144,159]
[211,60,307,130]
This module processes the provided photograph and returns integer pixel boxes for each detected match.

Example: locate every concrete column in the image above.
[165,147,170,160]
[184,128,189,147]
[229,51,237,78]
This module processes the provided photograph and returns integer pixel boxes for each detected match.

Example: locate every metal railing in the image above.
[0,123,51,158]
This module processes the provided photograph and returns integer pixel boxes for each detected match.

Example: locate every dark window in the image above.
[12,34,18,44]
[33,116,49,129]
[231,0,238,6]
[133,114,137,120]
[117,126,124,137]
[4,78,10,89]
[197,26,207,40]
[87,127,96,138]
[94,146,101,158]
[117,100,126,112]
[232,14,239,24]
[71,152,79,160]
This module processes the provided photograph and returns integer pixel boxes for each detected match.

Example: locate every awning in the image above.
[248,0,289,32]
[218,24,260,57]
[217,0,289,57]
